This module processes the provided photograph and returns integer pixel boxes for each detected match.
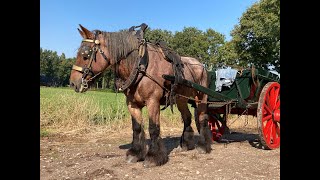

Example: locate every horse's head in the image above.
[70,23,149,92]
[69,24,111,93]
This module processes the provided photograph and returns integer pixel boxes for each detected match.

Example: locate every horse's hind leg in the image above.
[195,94,212,153]
[126,101,147,163]
[143,99,168,167]
[176,97,195,150]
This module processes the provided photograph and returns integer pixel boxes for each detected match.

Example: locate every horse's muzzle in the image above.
[69,79,85,93]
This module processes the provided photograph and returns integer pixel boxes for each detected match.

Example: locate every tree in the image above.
[204,28,226,65]
[217,40,240,67]
[145,28,174,47]
[231,0,280,72]
[171,27,225,66]
[40,48,75,86]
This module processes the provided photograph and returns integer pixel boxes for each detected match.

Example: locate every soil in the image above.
[40,127,280,180]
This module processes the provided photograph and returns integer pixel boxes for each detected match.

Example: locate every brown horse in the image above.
[69,24,212,167]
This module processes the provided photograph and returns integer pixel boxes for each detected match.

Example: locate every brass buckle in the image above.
[83,68,90,74]
[81,78,88,89]
[139,39,146,45]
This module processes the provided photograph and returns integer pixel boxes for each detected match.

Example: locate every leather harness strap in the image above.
[117,39,148,91]
[116,24,149,91]
[72,24,149,92]
[72,31,110,91]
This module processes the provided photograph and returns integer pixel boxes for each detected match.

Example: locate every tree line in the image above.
[40,0,279,89]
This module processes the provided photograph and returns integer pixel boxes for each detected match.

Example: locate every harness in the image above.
[72,24,149,92]
[115,24,149,91]
[72,31,110,92]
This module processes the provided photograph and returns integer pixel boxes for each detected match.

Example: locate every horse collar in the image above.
[116,39,149,91]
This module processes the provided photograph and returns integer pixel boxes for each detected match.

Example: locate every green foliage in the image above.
[145,28,174,46]
[145,27,226,67]
[170,27,225,66]
[231,0,280,72]
[40,48,75,86]
[217,41,240,67]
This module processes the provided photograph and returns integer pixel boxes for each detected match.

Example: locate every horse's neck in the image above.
[115,58,133,80]
[115,44,150,80]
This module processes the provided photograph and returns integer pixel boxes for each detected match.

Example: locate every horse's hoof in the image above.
[173,146,185,153]
[143,160,157,168]
[180,144,189,151]
[126,155,139,163]
[180,143,195,151]
[196,146,207,154]
[196,145,212,154]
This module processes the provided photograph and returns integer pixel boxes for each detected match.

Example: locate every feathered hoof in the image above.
[143,153,168,168]
[196,144,212,154]
[126,154,140,163]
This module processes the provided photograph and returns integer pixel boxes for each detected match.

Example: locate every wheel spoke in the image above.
[264,104,272,114]
[215,120,221,129]
[268,87,276,110]
[263,120,272,137]
[272,123,277,143]
[262,114,272,122]
[273,87,280,109]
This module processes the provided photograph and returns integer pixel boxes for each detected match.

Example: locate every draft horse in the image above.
[69,24,212,167]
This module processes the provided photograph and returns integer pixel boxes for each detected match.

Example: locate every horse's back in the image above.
[181,56,208,88]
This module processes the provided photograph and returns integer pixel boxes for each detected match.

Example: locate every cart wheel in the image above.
[257,82,280,149]
[208,114,225,142]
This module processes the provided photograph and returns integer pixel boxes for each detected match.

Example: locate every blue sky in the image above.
[40,0,258,58]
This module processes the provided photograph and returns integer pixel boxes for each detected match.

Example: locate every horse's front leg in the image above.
[143,99,168,167]
[126,101,147,163]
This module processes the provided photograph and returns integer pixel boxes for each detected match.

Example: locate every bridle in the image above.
[72,24,148,92]
[72,31,110,92]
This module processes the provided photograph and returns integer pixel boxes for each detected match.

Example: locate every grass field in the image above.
[40,87,183,135]
[40,87,258,136]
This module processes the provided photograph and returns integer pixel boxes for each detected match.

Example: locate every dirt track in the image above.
[40,127,280,180]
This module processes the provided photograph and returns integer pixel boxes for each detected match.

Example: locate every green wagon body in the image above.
[163,67,280,150]
[206,68,279,110]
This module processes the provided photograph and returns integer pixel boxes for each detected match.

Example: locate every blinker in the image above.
[81,47,93,59]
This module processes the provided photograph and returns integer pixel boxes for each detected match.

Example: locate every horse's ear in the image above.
[79,24,93,39]
[77,28,87,39]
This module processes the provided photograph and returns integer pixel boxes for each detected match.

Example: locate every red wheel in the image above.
[257,82,280,149]
[208,115,225,142]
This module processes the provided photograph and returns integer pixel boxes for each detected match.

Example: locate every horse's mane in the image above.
[102,30,140,68]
